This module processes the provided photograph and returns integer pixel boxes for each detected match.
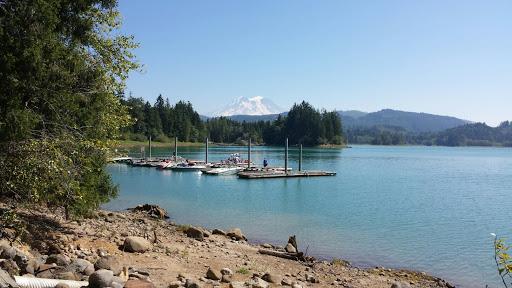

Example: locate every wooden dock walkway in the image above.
[237,170,336,179]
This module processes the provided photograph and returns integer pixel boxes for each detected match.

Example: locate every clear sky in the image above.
[118,0,511,125]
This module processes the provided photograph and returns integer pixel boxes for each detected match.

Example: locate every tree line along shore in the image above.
[120,97,345,147]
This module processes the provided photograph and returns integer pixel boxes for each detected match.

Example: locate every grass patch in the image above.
[331,258,350,267]
[236,267,250,275]
[175,224,190,232]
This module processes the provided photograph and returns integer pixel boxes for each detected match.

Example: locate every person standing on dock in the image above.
[263,159,268,168]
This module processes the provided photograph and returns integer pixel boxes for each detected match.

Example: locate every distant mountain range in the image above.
[211,96,283,116]
[341,109,471,133]
[205,109,471,133]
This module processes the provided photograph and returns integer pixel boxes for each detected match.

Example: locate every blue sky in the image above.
[119,0,511,125]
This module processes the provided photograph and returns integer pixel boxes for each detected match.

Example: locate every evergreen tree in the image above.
[0,0,139,217]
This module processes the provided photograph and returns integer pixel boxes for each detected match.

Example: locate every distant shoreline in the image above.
[115,140,511,151]
[115,140,348,150]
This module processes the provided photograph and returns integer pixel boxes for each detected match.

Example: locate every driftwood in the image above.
[258,249,301,260]
[129,204,169,219]
[258,235,314,262]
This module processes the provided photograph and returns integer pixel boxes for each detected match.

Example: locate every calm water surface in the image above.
[106,145,512,288]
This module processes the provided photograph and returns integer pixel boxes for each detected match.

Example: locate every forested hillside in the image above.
[347,122,512,147]
[222,109,469,134]
[435,122,512,147]
[342,109,469,133]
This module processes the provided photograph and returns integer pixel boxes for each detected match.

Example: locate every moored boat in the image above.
[170,162,206,171]
[202,166,243,175]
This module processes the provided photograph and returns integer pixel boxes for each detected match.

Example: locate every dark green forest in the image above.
[121,97,345,146]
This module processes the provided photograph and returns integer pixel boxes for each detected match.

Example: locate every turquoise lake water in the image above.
[105,145,512,287]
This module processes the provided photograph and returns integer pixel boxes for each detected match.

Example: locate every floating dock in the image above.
[237,170,336,179]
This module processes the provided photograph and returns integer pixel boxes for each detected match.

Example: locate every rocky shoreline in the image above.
[0,203,455,288]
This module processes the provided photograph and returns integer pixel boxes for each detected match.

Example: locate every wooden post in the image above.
[248,138,251,169]
[174,137,178,161]
[285,138,288,174]
[149,135,152,160]
[205,137,209,164]
[299,144,302,171]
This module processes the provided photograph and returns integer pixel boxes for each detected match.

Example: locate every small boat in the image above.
[170,162,206,171]
[108,156,133,163]
[202,166,243,175]
[156,160,177,170]
[129,160,149,167]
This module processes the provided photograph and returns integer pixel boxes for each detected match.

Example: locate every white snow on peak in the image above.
[213,96,283,116]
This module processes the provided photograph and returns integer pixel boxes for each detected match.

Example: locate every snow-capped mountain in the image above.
[213,96,283,116]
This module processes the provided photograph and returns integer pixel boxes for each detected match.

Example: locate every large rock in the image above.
[186,227,204,241]
[212,229,226,236]
[246,277,269,288]
[46,254,71,266]
[304,273,318,283]
[205,267,221,280]
[123,237,151,253]
[94,256,122,275]
[226,228,246,241]
[88,269,114,288]
[123,279,155,288]
[67,259,94,276]
[0,243,16,260]
[220,268,233,276]
[23,258,41,275]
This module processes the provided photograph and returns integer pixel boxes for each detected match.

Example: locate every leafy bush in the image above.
[492,233,512,287]
[0,209,27,243]
[0,137,117,219]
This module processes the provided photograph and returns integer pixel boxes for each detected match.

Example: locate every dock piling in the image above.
[205,137,209,164]
[285,138,288,174]
[299,144,302,171]
[248,138,251,169]
[174,137,178,161]
[149,135,152,160]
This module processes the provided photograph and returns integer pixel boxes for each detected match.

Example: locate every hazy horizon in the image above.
[119,0,511,126]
